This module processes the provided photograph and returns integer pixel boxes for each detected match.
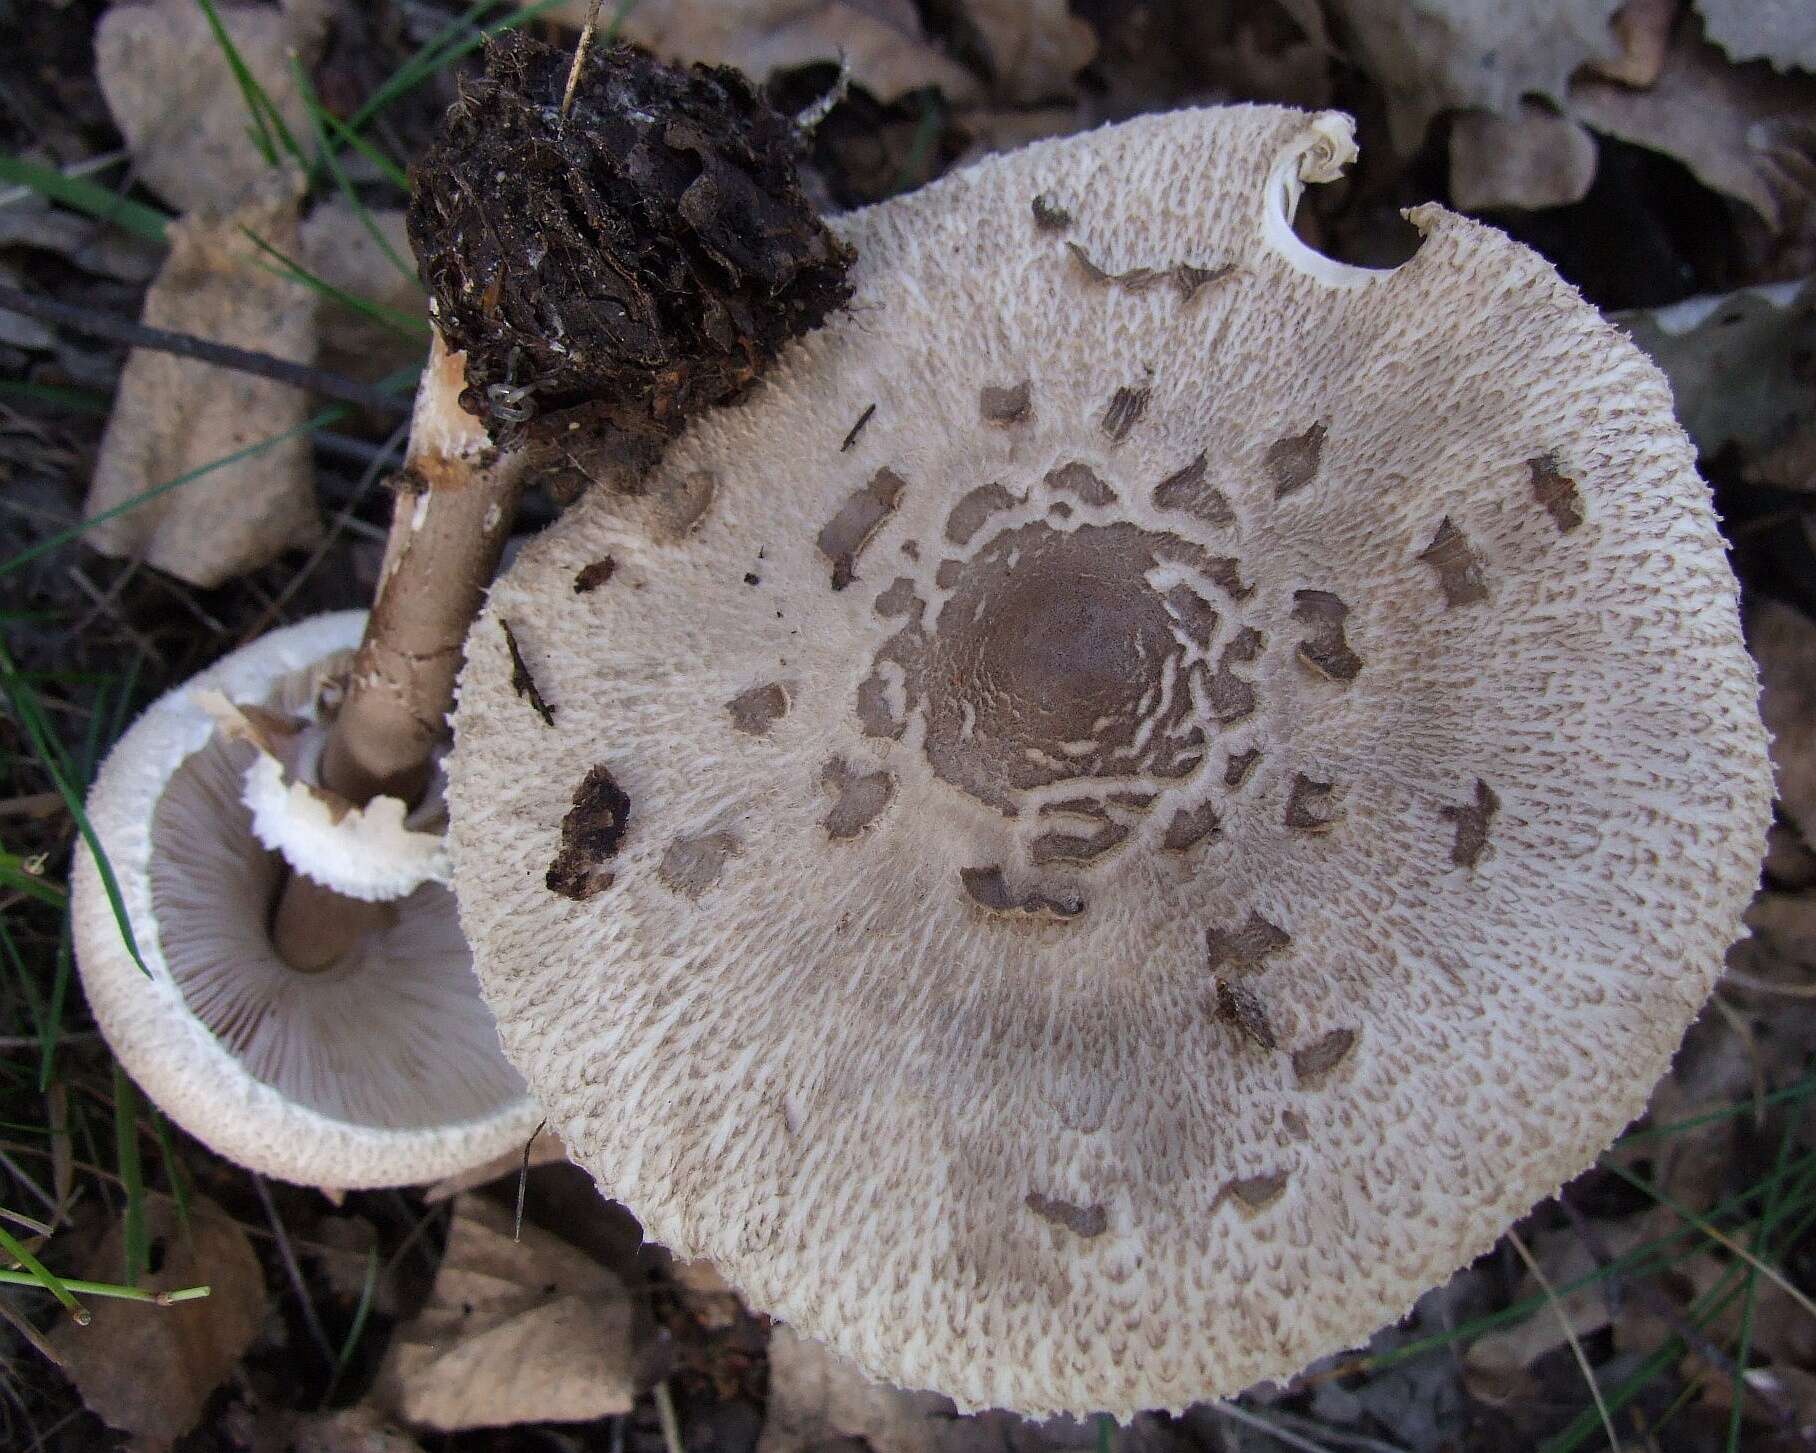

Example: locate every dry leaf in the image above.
[1698,0,1816,75]
[1736,891,1816,979]
[373,1194,640,1431]
[1587,0,1676,86]
[759,1326,1089,1453]
[1608,1241,1729,1358]
[1614,276,1816,462]
[47,1194,266,1441]
[294,1407,426,1453]
[1569,29,1816,230]
[670,1257,745,1332]
[1749,415,1816,489]
[1448,102,1599,211]
[967,0,1097,103]
[952,106,1084,165]
[1319,0,1625,150]
[1765,820,1816,888]
[1753,600,1816,845]
[421,1126,568,1204]
[313,1213,401,1318]
[94,0,330,212]
[760,1325,966,1453]
[83,173,323,588]
[299,201,425,385]
[1462,1222,1645,1403]
[538,0,978,102]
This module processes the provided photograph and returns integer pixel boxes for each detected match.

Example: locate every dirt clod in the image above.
[408,33,853,465]
[547,763,633,900]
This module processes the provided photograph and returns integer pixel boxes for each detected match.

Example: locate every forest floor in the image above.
[3,3,1816,1451]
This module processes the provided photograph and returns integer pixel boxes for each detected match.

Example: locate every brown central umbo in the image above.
[862,520,1231,818]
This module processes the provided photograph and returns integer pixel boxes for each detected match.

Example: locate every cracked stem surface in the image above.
[273,335,526,969]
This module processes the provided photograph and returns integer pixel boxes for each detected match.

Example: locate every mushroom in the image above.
[445,107,1771,1413]
[72,611,539,1188]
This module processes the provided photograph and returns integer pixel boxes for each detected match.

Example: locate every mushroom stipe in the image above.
[447,108,1772,1415]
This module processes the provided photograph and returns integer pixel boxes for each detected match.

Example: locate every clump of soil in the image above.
[407,32,853,474]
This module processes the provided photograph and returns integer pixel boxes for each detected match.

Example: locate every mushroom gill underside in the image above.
[151,669,524,1131]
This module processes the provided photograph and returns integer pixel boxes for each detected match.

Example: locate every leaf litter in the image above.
[371,1194,642,1431]
[9,1,1816,1451]
[80,172,323,588]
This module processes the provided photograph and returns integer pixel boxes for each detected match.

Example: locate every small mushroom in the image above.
[447,109,1770,1413]
[72,613,537,1189]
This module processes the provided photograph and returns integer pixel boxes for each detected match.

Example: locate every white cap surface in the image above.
[74,612,539,1189]
[448,108,1771,1414]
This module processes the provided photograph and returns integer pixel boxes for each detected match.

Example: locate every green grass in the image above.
[0,155,169,244]
[237,226,429,339]
[113,1065,146,1286]
[0,640,147,980]
[323,1246,380,1404]
[193,0,306,170]
[291,57,418,287]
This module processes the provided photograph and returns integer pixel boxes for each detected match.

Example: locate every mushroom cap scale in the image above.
[447,107,1771,1414]
[74,613,540,1189]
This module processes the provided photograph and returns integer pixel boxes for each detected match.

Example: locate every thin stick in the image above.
[1722,969,1816,998]
[252,1173,334,1363]
[513,1118,547,1243]
[0,1295,64,1369]
[653,1379,685,1453]
[559,1,606,126]
[1508,1227,1618,1453]
[1208,1400,1341,1453]
[0,283,407,414]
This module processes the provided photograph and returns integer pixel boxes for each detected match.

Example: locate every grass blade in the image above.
[1726,1106,1803,1452]
[238,226,427,338]
[0,155,169,243]
[150,1109,190,1234]
[0,642,147,981]
[0,1266,207,1306]
[39,925,74,1094]
[291,57,419,286]
[316,108,411,194]
[0,362,415,582]
[0,381,113,415]
[1510,1227,1617,1452]
[322,1246,379,1404]
[0,1221,87,1324]
[0,404,347,582]
[338,0,570,143]
[0,852,65,909]
[113,1065,147,1286]
[192,0,304,169]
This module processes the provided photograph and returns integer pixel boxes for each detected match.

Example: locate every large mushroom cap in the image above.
[448,108,1772,1415]
[74,612,539,1189]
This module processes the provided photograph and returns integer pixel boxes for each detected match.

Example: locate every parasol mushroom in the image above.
[72,610,539,1189]
[446,106,1771,1413]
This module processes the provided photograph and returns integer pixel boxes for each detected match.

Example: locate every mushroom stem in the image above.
[268,874,399,973]
[271,333,526,972]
